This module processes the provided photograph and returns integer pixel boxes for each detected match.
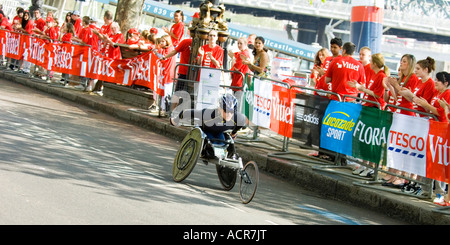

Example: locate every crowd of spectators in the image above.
[1,6,448,206]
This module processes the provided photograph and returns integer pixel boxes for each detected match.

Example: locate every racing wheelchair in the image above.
[172,127,259,204]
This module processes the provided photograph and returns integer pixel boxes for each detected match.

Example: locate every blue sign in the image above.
[320,101,362,156]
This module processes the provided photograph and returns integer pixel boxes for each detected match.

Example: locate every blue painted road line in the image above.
[298,205,362,225]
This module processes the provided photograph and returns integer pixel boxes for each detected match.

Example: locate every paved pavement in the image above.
[1,68,449,225]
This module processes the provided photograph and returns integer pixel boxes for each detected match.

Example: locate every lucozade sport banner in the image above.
[242,77,295,138]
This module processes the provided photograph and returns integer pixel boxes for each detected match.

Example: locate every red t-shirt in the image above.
[126,37,140,45]
[160,45,176,85]
[0,18,12,31]
[413,77,436,116]
[363,63,375,86]
[325,55,366,101]
[24,20,34,34]
[44,26,59,40]
[362,70,386,109]
[390,74,420,116]
[35,17,46,32]
[74,18,83,37]
[430,89,450,122]
[175,38,192,75]
[61,33,72,43]
[313,56,335,96]
[170,21,184,46]
[100,23,112,54]
[230,49,251,90]
[199,44,223,68]
[79,26,99,51]
[105,33,124,59]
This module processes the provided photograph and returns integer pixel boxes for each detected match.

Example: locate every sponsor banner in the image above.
[270,82,295,138]
[196,69,222,110]
[0,30,162,93]
[386,113,429,177]
[241,77,294,138]
[320,101,362,156]
[252,77,272,129]
[292,93,330,147]
[426,120,450,183]
[352,106,392,163]
[3,31,23,60]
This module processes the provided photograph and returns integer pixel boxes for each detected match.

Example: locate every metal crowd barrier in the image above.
[235,73,293,152]
[352,103,439,200]
[268,85,342,166]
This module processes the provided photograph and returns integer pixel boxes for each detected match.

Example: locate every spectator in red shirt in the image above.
[325,42,366,101]
[359,46,375,85]
[394,56,437,117]
[163,10,184,47]
[197,30,223,69]
[314,38,342,97]
[71,10,82,37]
[32,9,46,35]
[78,16,98,51]
[385,54,419,116]
[0,13,12,31]
[137,30,156,50]
[42,17,59,40]
[59,22,76,84]
[101,22,124,60]
[12,7,24,30]
[15,11,34,74]
[60,12,72,37]
[348,53,390,109]
[228,37,251,92]
[126,28,140,45]
[310,47,330,87]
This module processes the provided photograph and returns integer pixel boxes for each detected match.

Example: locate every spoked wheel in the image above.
[216,165,237,191]
[239,161,259,204]
[172,128,204,182]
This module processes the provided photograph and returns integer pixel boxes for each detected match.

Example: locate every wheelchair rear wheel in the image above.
[172,128,204,182]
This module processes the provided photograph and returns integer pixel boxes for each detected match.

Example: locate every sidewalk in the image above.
[1,68,449,225]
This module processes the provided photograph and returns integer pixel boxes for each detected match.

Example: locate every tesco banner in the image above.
[0,30,163,95]
[242,77,295,138]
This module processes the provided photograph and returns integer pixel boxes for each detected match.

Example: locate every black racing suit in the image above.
[172,108,247,158]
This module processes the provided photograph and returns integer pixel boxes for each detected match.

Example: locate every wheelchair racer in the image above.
[169,93,248,159]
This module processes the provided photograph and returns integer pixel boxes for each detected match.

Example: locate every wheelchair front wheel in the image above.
[216,165,237,191]
[239,161,259,204]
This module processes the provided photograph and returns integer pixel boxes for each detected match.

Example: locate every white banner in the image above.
[252,78,273,129]
[386,113,429,176]
[196,69,222,110]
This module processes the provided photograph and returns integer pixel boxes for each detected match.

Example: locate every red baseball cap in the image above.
[150,27,158,35]
[193,12,200,18]
[128,28,139,35]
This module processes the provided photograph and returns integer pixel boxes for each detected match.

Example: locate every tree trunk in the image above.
[115,0,145,37]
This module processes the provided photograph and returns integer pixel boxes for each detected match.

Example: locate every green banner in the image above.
[351,106,393,163]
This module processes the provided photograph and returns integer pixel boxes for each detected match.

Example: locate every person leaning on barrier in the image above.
[169,93,248,159]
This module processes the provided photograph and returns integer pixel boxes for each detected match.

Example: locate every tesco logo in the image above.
[389,130,425,151]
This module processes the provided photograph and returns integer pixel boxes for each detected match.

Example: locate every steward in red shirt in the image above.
[325,42,366,101]
[78,16,99,51]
